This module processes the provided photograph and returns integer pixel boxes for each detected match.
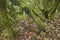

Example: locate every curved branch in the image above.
[23,7,46,30]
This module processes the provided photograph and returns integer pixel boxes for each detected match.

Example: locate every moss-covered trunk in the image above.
[0,0,14,39]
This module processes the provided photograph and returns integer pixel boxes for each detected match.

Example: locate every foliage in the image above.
[0,0,60,40]
[10,0,60,29]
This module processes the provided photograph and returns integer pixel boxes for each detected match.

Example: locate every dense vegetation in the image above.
[0,0,60,40]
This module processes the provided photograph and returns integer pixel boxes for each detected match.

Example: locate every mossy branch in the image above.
[23,7,46,30]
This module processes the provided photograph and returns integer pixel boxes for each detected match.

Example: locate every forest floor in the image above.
[14,12,60,40]
[0,12,60,40]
